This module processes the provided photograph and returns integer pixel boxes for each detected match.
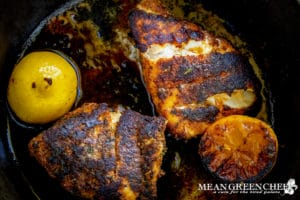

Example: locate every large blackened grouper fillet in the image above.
[28,103,167,200]
[129,0,261,139]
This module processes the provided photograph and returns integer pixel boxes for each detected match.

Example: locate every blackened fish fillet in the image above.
[129,0,261,139]
[28,103,167,200]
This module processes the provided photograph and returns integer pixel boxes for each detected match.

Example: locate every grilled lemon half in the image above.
[199,115,278,182]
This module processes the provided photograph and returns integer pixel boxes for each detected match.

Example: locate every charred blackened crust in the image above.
[129,9,204,52]
[117,110,167,198]
[28,103,167,199]
[129,3,262,139]
[155,52,261,101]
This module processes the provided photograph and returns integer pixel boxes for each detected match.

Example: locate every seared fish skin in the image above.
[129,0,261,139]
[28,103,167,200]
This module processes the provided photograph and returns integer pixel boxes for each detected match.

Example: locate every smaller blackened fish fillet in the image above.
[28,103,167,200]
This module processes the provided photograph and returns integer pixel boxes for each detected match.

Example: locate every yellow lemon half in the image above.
[7,51,80,124]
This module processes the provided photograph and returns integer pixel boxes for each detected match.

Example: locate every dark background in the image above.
[1,0,300,199]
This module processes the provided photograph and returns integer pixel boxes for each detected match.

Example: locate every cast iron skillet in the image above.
[0,0,300,199]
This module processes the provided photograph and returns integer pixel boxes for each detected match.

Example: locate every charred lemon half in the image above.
[199,115,278,182]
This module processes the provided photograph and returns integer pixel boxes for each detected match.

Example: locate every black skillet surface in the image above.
[1,0,300,199]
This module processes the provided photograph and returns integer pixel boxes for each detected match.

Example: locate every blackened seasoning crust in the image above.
[129,9,204,52]
[129,0,261,139]
[28,103,167,200]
